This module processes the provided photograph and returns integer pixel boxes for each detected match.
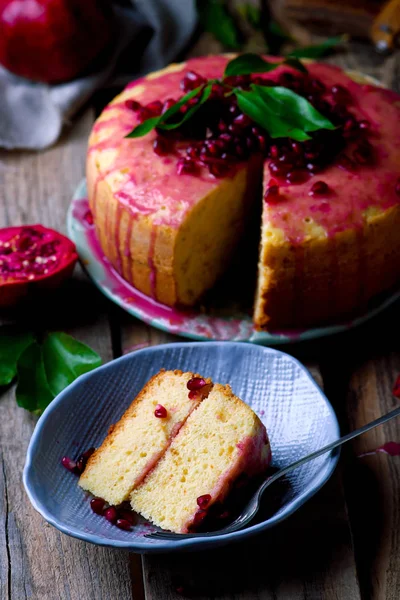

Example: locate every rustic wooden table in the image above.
[1,37,400,600]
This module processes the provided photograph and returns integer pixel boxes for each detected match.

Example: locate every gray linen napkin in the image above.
[0,0,197,150]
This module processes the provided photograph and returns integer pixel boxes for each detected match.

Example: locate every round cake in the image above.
[87,54,400,329]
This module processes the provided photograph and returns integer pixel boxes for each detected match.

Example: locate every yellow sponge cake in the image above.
[130,383,271,533]
[78,370,212,505]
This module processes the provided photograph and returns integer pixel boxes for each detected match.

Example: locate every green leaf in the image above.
[197,0,241,49]
[159,84,213,131]
[16,342,53,415]
[235,87,311,141]
[287,35,346,59]
[125,117,160,139]
[42,332,101,397]
[255,85,336,132]
[234,85,335,141]
[224,53,307,77]
[125,86,207,139]
[0,331,35,386]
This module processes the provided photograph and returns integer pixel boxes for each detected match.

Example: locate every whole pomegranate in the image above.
[0,225,78,307]
[0,0,115,83]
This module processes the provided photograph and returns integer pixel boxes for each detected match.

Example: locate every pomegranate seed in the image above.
[392,374,400,397]
[233,114,252,128]
[116,519,132,531]
[118,509,136,525]
[359,119,370,131]
[146,100,163,116]
[188,390,200,400]
[162,98,176,114]
[343,117,357,133]
[90,497,106,515]
[309,181,330,196]
[286,169,309,184]
[395,179,400,196]
[337,155,356,172]
[218,119,228,132]
[187,377,207,391]
[291,142,303,155]
[257,134,268,152]
[192,509,207,526]
[310,78,325,93]
[176,158,197,175]
[186,145,200,159]
[197,494,211,508]
[61,456,77,472]
[181,71,206,92]
[153,137,171,156]
[104,507,118,523]
[125,99,141,111]
[331,84,352,105]
[154,404,167,418]
[210,82,225,99]
[209,162,231,178]
[137,107,153,123]
[306,162,321,173]
[82,448,95,462]
[354,142,374,165]
[205,140,222,156]
[75,456,86,474]
[269,160,292,177]
[264,185,280,202]
[269,145,279,159]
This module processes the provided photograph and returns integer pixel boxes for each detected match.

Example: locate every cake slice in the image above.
[78,370,212,505]
[130,383,271,533]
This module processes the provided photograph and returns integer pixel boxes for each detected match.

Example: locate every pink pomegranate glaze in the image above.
[185,425,271,531]
[89,55,400,250]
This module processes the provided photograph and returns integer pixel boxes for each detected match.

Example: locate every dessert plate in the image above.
[24,341,339,553]
[68,180,400,344]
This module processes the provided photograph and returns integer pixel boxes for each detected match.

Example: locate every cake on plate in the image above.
[130,382,271,533]
[79,370,212,505]
[87,55,400,329]
[79,370,271,533]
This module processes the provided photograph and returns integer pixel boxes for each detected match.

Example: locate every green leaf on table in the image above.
[234,84,335,141]
[287,35,347,59]
[16,342,53,415]
[224,53,307,77]
[42,332,101,397]
[125,85,209,138]
[197,0,241,49]
[0,331,35,386]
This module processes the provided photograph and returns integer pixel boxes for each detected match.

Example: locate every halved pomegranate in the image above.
[0,225,78,308]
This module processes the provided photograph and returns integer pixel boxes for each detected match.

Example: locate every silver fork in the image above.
[145,404,400,540]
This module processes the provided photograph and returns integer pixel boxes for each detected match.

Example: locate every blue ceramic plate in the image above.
[67,179,400,345]
[24,342,339,553]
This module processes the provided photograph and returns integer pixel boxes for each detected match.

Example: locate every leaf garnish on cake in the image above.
[125,53,334,142]
[223,53,307,76]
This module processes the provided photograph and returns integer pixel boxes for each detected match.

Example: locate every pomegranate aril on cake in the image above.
[87,52,400,330]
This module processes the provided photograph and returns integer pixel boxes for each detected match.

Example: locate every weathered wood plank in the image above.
[322,301,400,600]
[0,110,136,600]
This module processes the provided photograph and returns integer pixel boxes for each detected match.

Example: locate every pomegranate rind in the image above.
[0,225,78,308]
